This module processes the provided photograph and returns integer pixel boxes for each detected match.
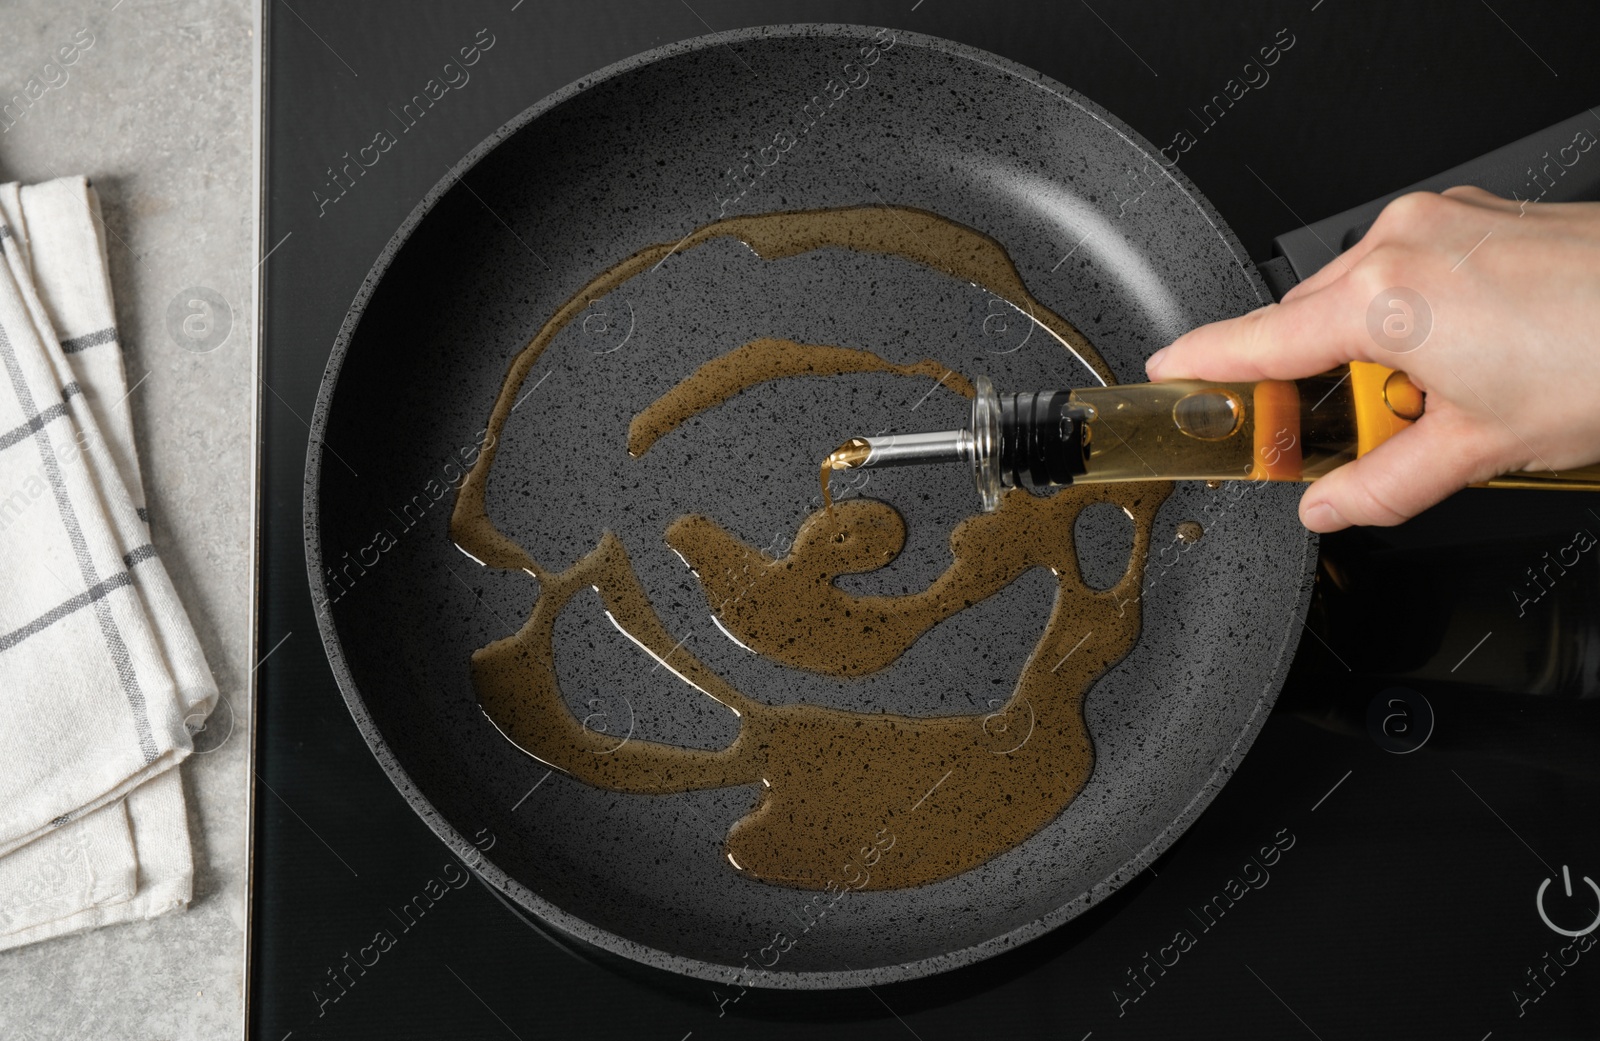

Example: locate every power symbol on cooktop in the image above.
[1536,866,1600,937]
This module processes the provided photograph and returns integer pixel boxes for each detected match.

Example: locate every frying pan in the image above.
[307,23,1335,988]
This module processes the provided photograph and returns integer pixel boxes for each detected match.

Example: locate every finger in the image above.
[1281,192,1444,303]
[1280,253,1353,303]
[1147,277,1373,382]
[1440,184,1523,211]
[1285,188,1507,303]
[1297,410,1498,532]
[1281,228,1382,303]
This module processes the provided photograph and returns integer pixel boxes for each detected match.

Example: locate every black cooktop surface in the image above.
[253,2,1600,1037]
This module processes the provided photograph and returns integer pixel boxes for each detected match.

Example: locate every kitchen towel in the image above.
[0,176,216,949]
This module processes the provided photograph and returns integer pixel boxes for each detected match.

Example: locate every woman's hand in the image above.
[1145,187,1600,532]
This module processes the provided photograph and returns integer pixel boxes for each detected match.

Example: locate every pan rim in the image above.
[301,21,1316,989]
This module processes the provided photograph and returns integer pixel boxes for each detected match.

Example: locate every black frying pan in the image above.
[303,24,1594,988]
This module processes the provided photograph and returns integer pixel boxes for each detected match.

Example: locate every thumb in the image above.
[1297,410,1496,532]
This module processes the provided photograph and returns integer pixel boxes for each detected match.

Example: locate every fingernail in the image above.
[1301,500,1346,532]
[1145,347,1168,377]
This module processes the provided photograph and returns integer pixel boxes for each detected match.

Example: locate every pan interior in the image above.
[310,25,1313,987]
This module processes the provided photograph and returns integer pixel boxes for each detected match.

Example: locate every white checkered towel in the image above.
[0,177,216,950]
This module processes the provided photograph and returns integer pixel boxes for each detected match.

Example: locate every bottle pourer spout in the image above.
[822,376,1090,512]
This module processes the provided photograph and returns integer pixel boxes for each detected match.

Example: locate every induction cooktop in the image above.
[252,2,1600,1037]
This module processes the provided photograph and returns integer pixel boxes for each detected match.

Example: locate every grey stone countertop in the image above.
[0,1,258,1039]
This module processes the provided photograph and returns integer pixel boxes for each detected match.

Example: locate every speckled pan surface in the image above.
[305,24,1316,988]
